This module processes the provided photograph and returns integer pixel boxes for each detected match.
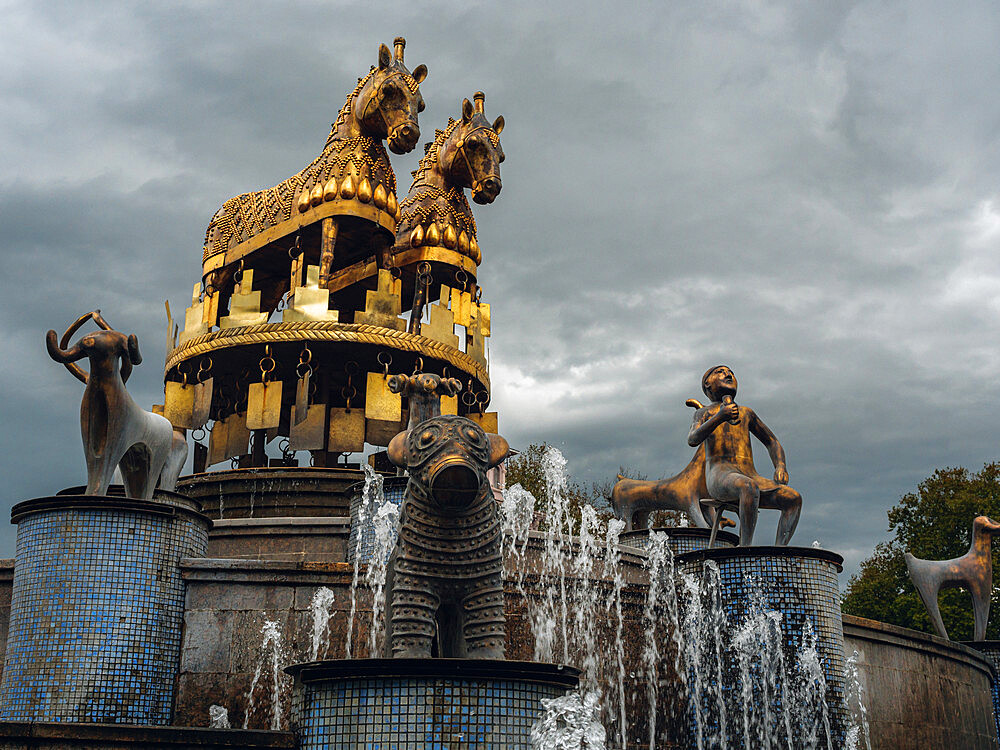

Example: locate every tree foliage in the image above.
[504,443,614,531]
[842,463,1000,640]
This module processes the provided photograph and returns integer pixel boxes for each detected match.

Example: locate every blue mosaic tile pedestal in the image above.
[966,641,1000,740]
[0,491,210,724]
[287,658,579,749]
[676,546,848,748]
[620,526,738,555]
[347,477,406,565]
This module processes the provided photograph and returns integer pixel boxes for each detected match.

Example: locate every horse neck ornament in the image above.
[397,92,505,265]
[202,38,426,266]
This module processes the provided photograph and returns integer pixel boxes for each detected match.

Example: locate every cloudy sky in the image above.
[2,1,999,580]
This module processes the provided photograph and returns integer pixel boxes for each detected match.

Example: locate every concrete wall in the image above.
[844,614,999,750]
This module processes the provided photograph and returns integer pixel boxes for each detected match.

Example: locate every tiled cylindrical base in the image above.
[347,477,406,564]
[620,526,738,555]
[0,493,210,724]
[966,641,1000,740]
[677,546,848,747]
[288,659,579,748]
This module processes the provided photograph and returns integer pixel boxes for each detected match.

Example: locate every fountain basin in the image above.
[620,525,738,554]
[676,545,848,747]
[287,658,579,748]
[0,492,210,724]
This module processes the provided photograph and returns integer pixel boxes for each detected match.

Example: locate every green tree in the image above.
[504,443,614,531]
[842,463,1000,640]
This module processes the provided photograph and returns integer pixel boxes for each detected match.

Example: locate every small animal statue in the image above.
[394,91,504,276]
[383,376,509,659]
[159,427,189,492]
[612,445,711,531]
[905,515,1000,641]
[202,37,428,300]
[612,399,722,531]
[46,311,174,500]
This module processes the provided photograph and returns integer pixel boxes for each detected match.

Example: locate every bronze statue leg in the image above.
[708,471,760,545]
[760,486,802,546]
[388,569,439,658]
[461,581,506,659]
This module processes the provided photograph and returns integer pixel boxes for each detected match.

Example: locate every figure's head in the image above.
[974,516,1000,536]
[438,92,505,204]
[356,37,427,154]
[702,365,737,402]
[388,414,509,510]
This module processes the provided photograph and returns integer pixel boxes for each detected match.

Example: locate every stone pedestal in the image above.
[676,546,848,748]
[177,467,368,519]
[0,492,210,724]
[620,526,737,555]
[287,659,579,748]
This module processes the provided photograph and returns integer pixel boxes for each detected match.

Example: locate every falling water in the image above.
[208,704,230,729]
[844,650,872,750]
[531,690,607,749]
[243,620,284,730]
[366,499,401,655]
[308,587,336,661]
[345,464,383,658]
[602,516,627,750]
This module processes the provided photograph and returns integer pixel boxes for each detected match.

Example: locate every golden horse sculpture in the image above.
[905,515,1000,641]
[202,37,427,305]
[394,91,505,272]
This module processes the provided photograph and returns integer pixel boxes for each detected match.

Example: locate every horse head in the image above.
[355,37,427,154]
[438,92,505,204]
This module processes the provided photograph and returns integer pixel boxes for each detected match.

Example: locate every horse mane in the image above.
[410,117,461,186]
[325,67,378,147]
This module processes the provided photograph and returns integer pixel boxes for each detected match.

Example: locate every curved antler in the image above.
[49,310,112,384]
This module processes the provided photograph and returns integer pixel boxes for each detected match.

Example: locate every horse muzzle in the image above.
[388,123,420,154]
[427,455,482,509]
[473,176,502,205]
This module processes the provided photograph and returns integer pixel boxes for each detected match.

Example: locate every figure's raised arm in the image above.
[688,406,728,446]
[747,409,788,484]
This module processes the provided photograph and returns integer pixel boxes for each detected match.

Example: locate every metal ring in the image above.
[192,428,206,442]
[461,390,477,406]
[377,351,392,366]
[297,363,314,379]
[345,360,359,375]
[455,269,468,288]
[260,357,276,373]
[413,356,424,374]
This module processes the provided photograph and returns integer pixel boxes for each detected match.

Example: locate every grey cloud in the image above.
[3,2,1000,583]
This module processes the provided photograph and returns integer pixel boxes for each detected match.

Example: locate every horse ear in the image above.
[492,115,504,135]
[487,433,510,469]
[378,43,391,70]
[411,64,427,85]
[462,98,474,123]
[387,430,409,468]
[127,334,142,365]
